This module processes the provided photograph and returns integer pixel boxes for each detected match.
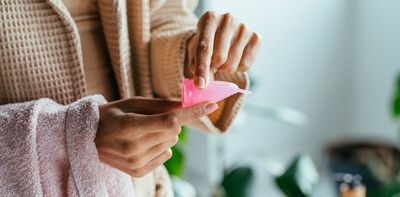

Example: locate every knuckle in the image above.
[130,169,146,178]
[129,141,142,153]
[128,172,138,177]
[241,23,249,30]
[173,136,179,145]
[192,106,206,119]
[203,11,216,21]
[120,141,133,156]
[239,63,250,71]
[167,136,179,147]
[195,66,206,76]
[171,126,181,135]
[231,63,240,73]
[223,12,234,20]
[166,149,173,159]
[222,13,235,25]
[127,156,141,168]
[252,32,262,43]
[240,23,250,34]
[230,17,239,27]
[121,141,140,157]
[212,53,227,66]
[222,64,235,73]
[164,114,179,129]
[197,41,210,54]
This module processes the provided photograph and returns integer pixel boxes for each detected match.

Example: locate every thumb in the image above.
[143,102,219,132]
[117,98,182,115]
[175,102,219,125]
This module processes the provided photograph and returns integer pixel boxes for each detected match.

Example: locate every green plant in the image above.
[275,154,319,197]
[219,167,254,197]
[393,73,400,118]
[164,126,188,177]
[212,154,319,197]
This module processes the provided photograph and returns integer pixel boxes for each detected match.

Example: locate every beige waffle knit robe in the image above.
[0,0,249,196]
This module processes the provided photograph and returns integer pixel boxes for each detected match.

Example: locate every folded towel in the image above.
[0,95,134,197]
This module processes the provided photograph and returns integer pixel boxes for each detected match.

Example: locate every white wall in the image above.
[209,0,352,157]
[349,0,400,140]
[184,1,400,196]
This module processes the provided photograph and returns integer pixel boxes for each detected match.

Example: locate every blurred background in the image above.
[168,0,400,196]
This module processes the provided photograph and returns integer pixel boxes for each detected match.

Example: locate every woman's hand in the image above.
[95,97,218,177]
[186,11,262,88]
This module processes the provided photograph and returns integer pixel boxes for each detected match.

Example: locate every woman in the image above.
[0,0,261,196]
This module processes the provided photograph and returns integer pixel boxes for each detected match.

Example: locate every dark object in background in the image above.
[327,141,400,197]
[275,154,319,197]
[220,167,254,197]
[335,173,366,197]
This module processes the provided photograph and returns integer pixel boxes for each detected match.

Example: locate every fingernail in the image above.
[205,103,218,114]
[196,77,206,89]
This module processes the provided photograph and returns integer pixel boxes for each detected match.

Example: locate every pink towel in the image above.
[0,95,135,196]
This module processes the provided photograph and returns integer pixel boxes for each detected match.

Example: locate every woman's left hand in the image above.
[186,11,262,89]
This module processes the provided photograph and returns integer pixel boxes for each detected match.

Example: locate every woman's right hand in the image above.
[95,97,218,177]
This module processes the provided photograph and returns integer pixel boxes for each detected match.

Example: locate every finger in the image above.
[139,129,181,148]
[121,129,180,157]
[195,11,219,88]
[140,102,218,132]
[96,132,137,158]
[115,126,180,157]
[116,98,182,136]
[173,102,219,125]
[99,135,177,169]
[99,153,136,175]
[238,32,262,72]
[133,136,178,168]
[99,149,129,165]
[99,152,157,178]
[129,149,173,177]
[187,34,197,78]
[98,142,139,161]
[113,98,182,115]
[220,24,251,73]
[130,113,182,133]
[211,13,236,69]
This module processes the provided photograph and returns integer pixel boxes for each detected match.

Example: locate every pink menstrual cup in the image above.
[181,79,251,107]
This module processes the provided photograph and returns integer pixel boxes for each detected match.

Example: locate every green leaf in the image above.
[275,154,319,197]
[381,181,400,197]
[393,73,400,117]
[164,126,189,177]
[220,167,254,197]
[178,126,188,145]
[397,73,400,88]
[393,96,400,117]
[164,146,185,177]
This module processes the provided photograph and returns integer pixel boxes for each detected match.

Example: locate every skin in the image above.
[96,98,218,177]
[96,12,261,178]
[186,11,262,88]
